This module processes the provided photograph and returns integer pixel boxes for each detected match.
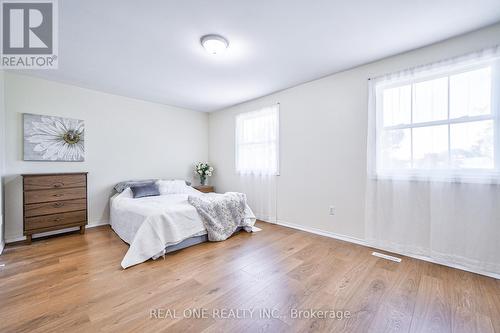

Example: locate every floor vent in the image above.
[372,251,402,263]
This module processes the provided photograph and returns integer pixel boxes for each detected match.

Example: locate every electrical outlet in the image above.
[329,205,335,216]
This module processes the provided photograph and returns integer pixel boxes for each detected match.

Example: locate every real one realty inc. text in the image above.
[150,308,352,320]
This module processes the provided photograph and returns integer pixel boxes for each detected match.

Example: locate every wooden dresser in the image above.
[22,172,88,244]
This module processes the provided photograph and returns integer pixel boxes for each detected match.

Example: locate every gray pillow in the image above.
[114,179,157,193]
[130,183,160,198]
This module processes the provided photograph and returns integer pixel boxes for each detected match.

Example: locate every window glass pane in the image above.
[239,113,276,143]
[413,77,448,123]
[450,120,494,169]
[242,116,264,143]
[413,125,448,169]
[236,105,279,175]
[380,129,411,170]
[383,85,411,126]
[450,67,491,119]
[237,143,277,174]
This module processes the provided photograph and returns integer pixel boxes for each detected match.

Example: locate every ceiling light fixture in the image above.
[200,34,229,55]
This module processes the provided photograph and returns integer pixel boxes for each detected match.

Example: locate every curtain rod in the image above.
[366,44,500,83]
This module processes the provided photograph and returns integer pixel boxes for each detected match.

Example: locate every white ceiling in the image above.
[22,0,500,112]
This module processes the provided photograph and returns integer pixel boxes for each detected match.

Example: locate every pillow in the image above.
[130,183,160,198]
[157,179,189,195]
[119,187,133,198]
[114,179,157,193]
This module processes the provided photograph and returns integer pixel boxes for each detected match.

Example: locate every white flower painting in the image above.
[23,114,85,161]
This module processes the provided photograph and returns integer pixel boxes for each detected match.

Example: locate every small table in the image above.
[193,185,215,193]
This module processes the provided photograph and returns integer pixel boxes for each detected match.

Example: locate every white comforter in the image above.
[110,187,256,268]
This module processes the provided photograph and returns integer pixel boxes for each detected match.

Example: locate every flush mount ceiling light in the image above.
[200,34,229,55]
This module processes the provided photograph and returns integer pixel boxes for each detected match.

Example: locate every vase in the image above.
[200,176,207,186]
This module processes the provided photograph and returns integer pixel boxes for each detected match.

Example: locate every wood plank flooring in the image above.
[0,222,499,333]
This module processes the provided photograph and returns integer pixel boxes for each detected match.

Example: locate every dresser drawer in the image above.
[25,210,87,231]
[24,187,87,204]
[25,199,87,217]
[24,174,87,191]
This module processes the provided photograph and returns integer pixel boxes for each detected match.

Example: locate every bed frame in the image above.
[164,227,243,253]
[165,234,209,253]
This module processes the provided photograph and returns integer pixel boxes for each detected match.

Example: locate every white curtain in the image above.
[236,104,279,223]
[239,175,277,223]
[365,46,500,277]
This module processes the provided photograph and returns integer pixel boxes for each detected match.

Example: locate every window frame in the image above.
[235,104,280,176]
[374,59,500,180]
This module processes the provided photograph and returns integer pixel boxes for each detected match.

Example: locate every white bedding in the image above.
[110,185,256,268]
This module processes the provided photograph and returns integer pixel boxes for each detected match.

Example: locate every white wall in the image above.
[209,24,500,243]
[0,70,5,252]
[4,73,208,242]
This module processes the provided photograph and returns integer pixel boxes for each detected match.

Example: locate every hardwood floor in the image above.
[0,222,499,333]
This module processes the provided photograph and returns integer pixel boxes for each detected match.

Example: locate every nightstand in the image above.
[193,185,215,193]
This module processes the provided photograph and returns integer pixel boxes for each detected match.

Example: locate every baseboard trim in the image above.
[4,220,110,244]
[88,220,110,228]
[5,235,25,244]
[276,220,368,247]
[254,214,277,224]
[268,220,500,280]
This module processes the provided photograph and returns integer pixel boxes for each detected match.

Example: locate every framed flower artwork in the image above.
[23,113,85,161]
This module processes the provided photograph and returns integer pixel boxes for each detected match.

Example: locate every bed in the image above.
[110,180,256,268]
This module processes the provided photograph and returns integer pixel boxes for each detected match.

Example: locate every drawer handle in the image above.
[53,182,64,188]
[53,194,63,197]
[53,218,62,222]
[53,202,64,208]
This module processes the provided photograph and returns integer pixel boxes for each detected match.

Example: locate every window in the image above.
[235,104,279,175]
[371,52,500,180]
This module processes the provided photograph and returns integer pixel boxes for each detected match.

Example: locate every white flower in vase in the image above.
[194,162,214,186]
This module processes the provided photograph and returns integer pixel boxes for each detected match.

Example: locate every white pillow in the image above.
[118,187,133,198]
[157,180,189,195]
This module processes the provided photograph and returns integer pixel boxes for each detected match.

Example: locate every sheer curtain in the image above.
[365,46,500,277]
[236,104,279,223]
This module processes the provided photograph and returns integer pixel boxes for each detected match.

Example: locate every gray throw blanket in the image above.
[188,192,252,241]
